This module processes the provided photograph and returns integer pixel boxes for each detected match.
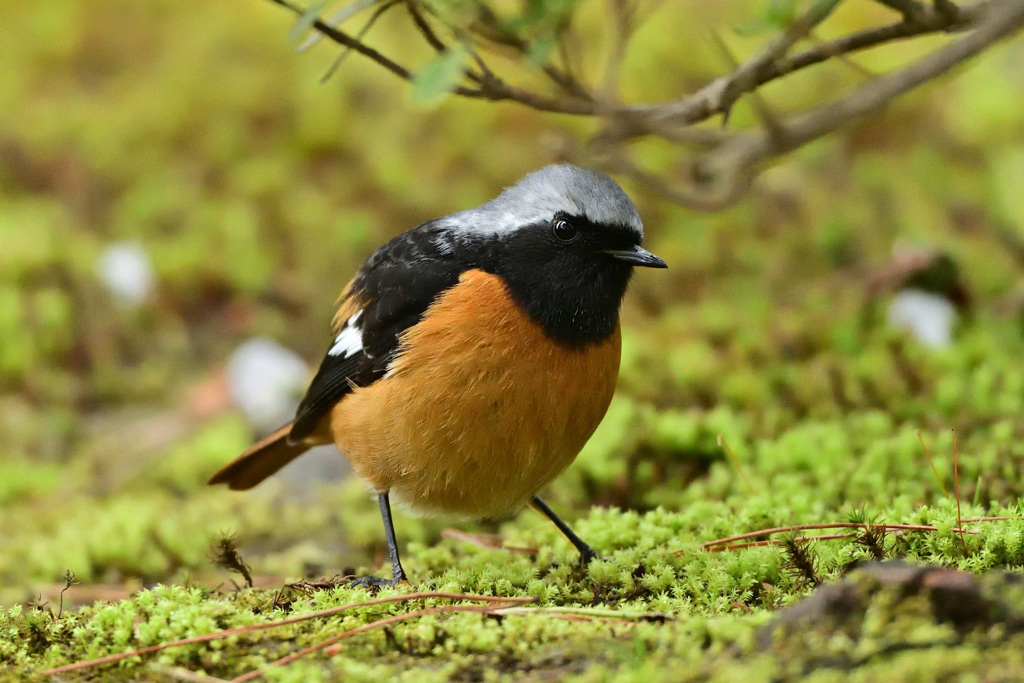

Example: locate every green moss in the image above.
[4,0,1024,679]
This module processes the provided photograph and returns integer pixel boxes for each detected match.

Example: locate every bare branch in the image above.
[601,0,636,104]
[271,0,414,80]
[270,0,605,114]
[404,3,491,86]
[873,0,932,22]
[761,0,996,83]
[598,151,742,211]
[469,3,593,98]
[266,0,1020,210]
[676,0,1024,208]
[607,0,999,140]
[406,1,447,54]
[934,0,967,21]
[722,0,845,114]
[708,30,786,136]
[654,0,846,127]
[41,592,534,677]
[319,0,402,84]
[805,30,878,80]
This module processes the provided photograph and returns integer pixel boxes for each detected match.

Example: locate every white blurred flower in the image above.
[227,338,350,489]
[227,337,309,433]
[887,288,957,349]
[98,243,155,306]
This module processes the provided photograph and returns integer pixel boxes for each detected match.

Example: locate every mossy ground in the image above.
[3,0,1024,680]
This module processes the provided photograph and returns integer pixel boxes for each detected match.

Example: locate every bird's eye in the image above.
[551,218,577,241]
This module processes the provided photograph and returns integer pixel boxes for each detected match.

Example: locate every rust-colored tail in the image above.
[208,423,322,490]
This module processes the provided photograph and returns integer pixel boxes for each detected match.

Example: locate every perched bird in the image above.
[209,164,666,586]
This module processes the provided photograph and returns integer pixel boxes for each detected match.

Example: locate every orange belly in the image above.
[330,269,621,518]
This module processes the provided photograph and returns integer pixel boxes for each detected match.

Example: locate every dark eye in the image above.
[551,217,577,241]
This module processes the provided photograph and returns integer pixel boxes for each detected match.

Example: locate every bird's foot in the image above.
[578,547,611,565]
[347,574,408,592]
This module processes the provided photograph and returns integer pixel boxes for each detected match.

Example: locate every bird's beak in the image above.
[602,245,667,269]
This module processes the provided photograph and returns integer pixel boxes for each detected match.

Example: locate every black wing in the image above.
[288,222,469,441]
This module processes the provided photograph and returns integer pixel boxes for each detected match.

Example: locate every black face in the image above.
[481,212,665,347]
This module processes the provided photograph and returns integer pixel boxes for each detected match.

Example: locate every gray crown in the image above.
[440,164,643,239]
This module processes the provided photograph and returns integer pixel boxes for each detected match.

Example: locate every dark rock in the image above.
[759,561,1023,652]
[921,568,986,627]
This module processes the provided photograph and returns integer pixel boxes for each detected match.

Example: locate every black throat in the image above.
[470,225,635,348]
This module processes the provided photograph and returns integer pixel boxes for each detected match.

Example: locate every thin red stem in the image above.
[233,605,497,682]
[41,593,532,677]
[953,429,968,554]
[693,522,983,553]
[718,434,755,494]
[916,429,951,497]
[705,533,854,552]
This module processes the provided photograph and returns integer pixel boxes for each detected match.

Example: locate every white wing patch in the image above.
[328,310,364,358]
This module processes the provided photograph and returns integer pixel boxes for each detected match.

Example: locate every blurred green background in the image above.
[3,0,1024,611]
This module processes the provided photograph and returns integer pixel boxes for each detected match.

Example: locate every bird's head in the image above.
[439,164,666,345]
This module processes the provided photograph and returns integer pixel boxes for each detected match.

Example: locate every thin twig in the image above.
[698,515,1018,552]
[707,533,855,552]
[491,606,669,621]
[457,2,593,99]
[269,0,1006,148]
[960,516,1013,523]
[717,434,755,494]
[876,0,933,21]
[319,0,402,84]
[406,1,447,53]
[270,0,414,81]
[644,0,1024,208]
[235,602,668,681]
[693,521,988,553]
[607,0,999,138]
[150,666,232,683]
[601,0,635,105]
[707,29,786,141]
[720,0,846,122]
[698,519,1018,553]
[271,0,604,113]
[40,592,533,677]
[233,605,500,682]
[874,0,931,22]
[764,0,990,78]
[599,151,742,212]
[916,430,951,497]
[404,3,508,90]
[953,428,968,553]
[806,30,878,80]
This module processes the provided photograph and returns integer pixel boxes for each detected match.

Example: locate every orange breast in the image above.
[329,269,621,518]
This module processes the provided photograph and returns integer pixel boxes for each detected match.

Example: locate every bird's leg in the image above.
[530,496,602,564]
[350,492,408,589]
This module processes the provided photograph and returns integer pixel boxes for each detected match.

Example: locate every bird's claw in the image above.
[579,549,610,565]
[348,575,406,591]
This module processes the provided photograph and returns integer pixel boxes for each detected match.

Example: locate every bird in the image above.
[208,164,666,587]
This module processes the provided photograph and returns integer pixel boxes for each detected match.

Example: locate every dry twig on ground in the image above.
[40,592,534,677]
[692,517,1012,553]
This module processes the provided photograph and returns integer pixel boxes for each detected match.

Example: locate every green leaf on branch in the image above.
[733,0,799,36]
[411,43,470,105]
[528,32,558,67]
[289,0,329,45]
